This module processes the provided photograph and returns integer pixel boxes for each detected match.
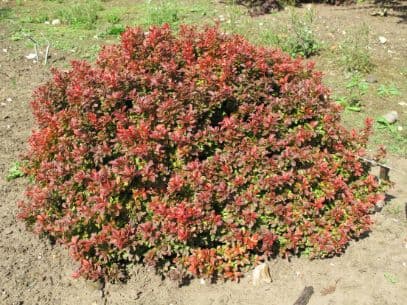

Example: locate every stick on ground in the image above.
[293,286,314,305]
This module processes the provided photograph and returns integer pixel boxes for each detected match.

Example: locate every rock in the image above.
[44,21,50,25]
[252,262,272,286]
[398,102,407,107]
[2,48,7,53]
[6,97,12,102]
[379,36,387,44]
[25,53,37,60]
[370,8,387,17]
[374,200,385,212]
[365,75,378,83]
[1,102,6,107]
[382,111,398,124]
[51,19,61,26]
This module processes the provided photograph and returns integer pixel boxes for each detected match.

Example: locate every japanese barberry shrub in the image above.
[20,24,387,282]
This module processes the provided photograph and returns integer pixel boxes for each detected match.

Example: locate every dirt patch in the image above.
[0,3,406,305]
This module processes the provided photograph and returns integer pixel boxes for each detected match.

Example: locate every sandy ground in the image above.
[0,3,406,305]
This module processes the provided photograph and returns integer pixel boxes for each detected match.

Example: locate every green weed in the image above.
[258,8,320,58]
[142,0,181,28]
[377,84,401,97]
[57,0,103,29]
[106,24,125,36]
[339,23,373,73]
[105,8,122,24]
[384,273,398,284]
[0,7,12,21]
[335,73,368,112]
[6,162,25,181]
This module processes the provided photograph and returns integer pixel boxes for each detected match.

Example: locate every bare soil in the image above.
[0,3,406,305]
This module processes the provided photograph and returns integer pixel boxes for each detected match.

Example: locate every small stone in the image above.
[25,53,37,60]
[365,75,378,83]
[199,278,205,285]
[6,124,12,129]
[398,126,403,131]
[2,48,7,53]
[379,36,387,44]
[44,21,50,25]
[6,97,12,102]
[51,19,61,26]
[398,102,407,107]
[1,102,6,106]
[382,111,398,124]
[375,200,385,212]
[252,263,272,286]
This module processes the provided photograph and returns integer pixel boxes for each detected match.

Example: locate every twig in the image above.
[41,33,50,65]
[27,36,39,62]
[293,286,314,305]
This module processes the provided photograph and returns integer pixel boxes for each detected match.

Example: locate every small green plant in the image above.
[336,73,368,111]
[286,8,320,58]
[143,0,181,28]
[339,23,373,73]
[258,8,320,58]
[57,0,103,29]
[377,84,401,97]
[0,7,12,20]
[106,24,125,36]
[6,162,25,181]
[10,28,33,41]
[106,11,121,24]
[384,272,397,284]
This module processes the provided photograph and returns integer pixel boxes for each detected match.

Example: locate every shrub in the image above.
[20,24,388,283]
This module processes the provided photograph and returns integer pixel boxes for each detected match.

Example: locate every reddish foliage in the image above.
[20,25,387,282]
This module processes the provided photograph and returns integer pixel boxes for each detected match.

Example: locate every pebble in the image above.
[365,74,378,83]
[51,19,61,26]
[1,102,6,107]
[382,111,398,124]
[2,48,7,53]
[6,97,12,102]
[252,263,272,286]
[25,53,37,60]
[379,36,387,44]
[398,102,407,107]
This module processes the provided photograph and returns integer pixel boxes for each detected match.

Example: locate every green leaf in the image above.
[346,106,361,112]
[6,161,25,181]
[377,84,401,97]
[384,272,397,284]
